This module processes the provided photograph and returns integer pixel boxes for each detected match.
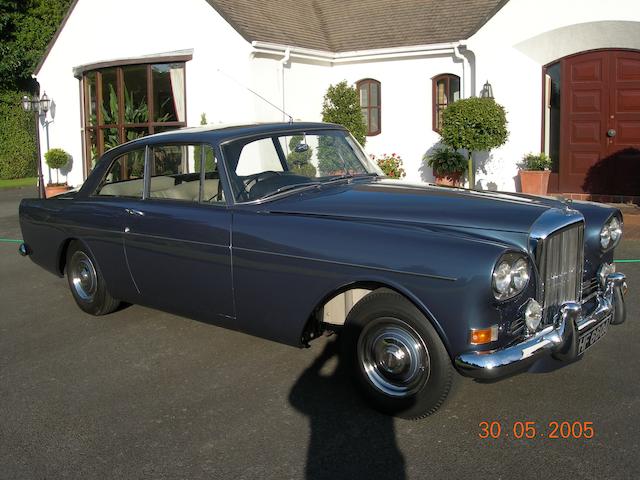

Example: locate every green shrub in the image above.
[374,153,406,179]
[319,81,366,175]
[440,97,508,187]
[0,90,37,179]
[520,152,552,171]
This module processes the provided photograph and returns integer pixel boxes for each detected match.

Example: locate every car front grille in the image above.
[536,222,585,325]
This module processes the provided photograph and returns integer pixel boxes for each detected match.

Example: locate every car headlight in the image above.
[600,216,623,250]
[492,253,531,300]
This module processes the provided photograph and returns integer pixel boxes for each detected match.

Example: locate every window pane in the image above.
[152,63,185,122]
[86,128,98,170]
[101,127,120,152]
[437,79,447,105]
[450,76,460,102]
[100,68,118,125]
[370,107,379,133]
[96,150,145,197]
[123,65,149,125]
[85,72,97,126]
[359,84,369,107]
[152,145,184,177]
[361,107,370,132]
[370,82,379,107]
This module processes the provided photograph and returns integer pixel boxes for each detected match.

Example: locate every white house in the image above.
[35,0,640,199]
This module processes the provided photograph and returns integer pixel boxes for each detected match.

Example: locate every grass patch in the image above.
[0,177,36,189]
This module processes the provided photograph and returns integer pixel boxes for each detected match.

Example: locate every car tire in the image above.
[341,289,456,419]
[65,241,120,315]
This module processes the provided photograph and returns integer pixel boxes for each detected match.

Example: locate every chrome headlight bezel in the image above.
[600,216,623,251]
[492,253,531,301]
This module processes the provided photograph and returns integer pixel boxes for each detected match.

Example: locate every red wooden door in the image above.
[559,49,640,194]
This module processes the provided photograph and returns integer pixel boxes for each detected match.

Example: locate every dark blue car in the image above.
[19,122,628,418]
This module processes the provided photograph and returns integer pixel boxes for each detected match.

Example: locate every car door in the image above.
[78,146,147,302]
[122,142,234,321]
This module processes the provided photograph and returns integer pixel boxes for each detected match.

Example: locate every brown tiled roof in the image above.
[206,0,508,52]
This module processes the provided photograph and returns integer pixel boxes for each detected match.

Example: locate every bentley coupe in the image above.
[19,122,628,418]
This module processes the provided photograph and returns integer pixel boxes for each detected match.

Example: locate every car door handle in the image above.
[124,208,145,216]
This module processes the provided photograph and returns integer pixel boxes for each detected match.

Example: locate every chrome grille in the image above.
[537,223,585,324]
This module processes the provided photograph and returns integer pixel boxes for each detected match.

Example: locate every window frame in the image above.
[356,79,381,136]
[432,73,461,133]
[82,62,188,178]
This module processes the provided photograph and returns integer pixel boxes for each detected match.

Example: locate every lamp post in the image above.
[21,92,51,198]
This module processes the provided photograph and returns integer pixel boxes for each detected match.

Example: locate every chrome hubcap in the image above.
[358,318,430,397]
[70,251,97,302]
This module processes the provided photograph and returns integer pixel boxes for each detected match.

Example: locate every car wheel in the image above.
[342,289,456,419]
[66,241,120,315]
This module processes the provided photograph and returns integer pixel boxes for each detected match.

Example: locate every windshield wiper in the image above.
[259,182,321,200]
[323,173,378,183]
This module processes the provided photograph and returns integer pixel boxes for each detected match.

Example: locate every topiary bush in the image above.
[0,90,37,179]
[44,148,70,184]
[440,97,508,187]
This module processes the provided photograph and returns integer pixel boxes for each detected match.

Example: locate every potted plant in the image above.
[44,148,71,197]
[425,146,467,186]
[519,152,552,195]
[373,153,406,179]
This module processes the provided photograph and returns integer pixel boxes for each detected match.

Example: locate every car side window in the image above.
[148,144,223,203]
[96,149,145,197]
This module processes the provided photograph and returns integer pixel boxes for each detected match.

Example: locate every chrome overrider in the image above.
[455,272,627,380]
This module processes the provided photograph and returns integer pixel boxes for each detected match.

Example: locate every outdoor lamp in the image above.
[21,95,32,112]
[481,80,494,99]
[40,92,50,114]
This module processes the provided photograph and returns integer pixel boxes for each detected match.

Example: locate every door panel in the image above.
[123,200,234,320]
[559,50,640,194]
[559,51,609,192]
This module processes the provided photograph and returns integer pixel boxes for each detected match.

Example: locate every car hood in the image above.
[266,179,570,234]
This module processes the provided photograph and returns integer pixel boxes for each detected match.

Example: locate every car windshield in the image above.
[221,129,382,202]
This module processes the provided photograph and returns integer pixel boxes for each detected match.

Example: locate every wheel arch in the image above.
[301,278,453,357]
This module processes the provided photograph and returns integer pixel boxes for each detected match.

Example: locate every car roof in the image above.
[121,121,346,148]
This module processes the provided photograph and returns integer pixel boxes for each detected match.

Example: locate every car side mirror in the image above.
[294,143,310,153]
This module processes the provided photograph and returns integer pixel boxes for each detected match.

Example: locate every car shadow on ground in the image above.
[289,337,407,480]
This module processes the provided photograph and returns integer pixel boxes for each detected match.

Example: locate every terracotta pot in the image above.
[434,172,463,187]
[519,170,551,195]
[45,184,71,198]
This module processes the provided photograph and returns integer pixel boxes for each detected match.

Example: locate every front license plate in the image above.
[577,316,611,355]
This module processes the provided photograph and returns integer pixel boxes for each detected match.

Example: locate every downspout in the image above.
[453,41,475,187]
[280,47,291,122]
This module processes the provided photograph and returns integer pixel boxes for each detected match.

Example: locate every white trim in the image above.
[71,49,194,77]
[251,41,460,64]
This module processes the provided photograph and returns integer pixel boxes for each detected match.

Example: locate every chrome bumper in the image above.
[455,272,627,380]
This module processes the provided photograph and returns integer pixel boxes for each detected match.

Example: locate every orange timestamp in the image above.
[479,421,595,439]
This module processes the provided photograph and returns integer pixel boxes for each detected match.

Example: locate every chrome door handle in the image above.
[607,129,616,138]
[125,208,145,216]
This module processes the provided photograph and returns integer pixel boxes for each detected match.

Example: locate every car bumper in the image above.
[455,272,627,380]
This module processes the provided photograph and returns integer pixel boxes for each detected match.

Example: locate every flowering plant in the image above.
[373,153,406,179]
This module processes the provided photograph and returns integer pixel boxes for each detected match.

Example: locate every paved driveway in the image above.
[1,188,638,479]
